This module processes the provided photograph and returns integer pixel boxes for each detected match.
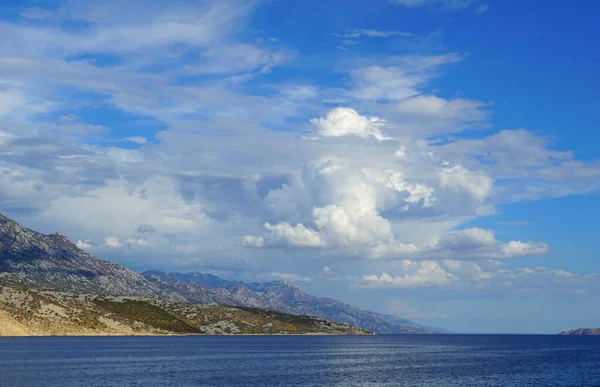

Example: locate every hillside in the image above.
[144,271,440,334]
[0,286,372,336]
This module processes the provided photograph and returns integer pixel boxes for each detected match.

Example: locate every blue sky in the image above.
[0,0,599,333]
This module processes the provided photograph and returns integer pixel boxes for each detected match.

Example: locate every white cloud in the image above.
[439,165,493,202]
[76,240,92,249]
[363,261,455,289]
[123,136,148,145]
[334,29,412,38]
[261,222,323,248]
[104,236,121,248]
[5,0,253,58]
[394,95,488,128]
[186,44,289,75]
[361,259,596,290]
[270,272,311,282]
[310,107,389,141]
[390,0,481,11]
[430,227,549,259]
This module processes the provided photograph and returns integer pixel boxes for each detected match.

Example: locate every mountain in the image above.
[0,212,440,334]
[143,271,440,334]
[0,286,371,336]
[0,213,183,302]
[559,328,600,336]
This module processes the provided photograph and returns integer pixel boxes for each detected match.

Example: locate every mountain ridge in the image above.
[142,270,439,334]
[0,212,442,334]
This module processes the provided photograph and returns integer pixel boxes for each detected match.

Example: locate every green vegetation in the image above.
[234,306,330,326]
[93,299,199,333]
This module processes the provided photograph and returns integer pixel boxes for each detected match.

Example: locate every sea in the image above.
[0,335,599,386]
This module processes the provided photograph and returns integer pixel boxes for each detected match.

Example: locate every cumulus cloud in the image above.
[262,222,322,248]
[439,165,493,202]
[310,107,389,141]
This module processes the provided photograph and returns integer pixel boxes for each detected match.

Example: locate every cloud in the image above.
[104,236,122,248]
[393,95,489,130]
[135,224,157,233]
[363,261,455,288]
[310,107,389,141]
[361,259,597,291]
[389,0,482,11]
[500,221,531,227]
[185,44,289,75]
[6,0,254,58]
[270,272,311,282]
[427,228,549,259]
[334,29,412,38]
[262,222,322,248]
[76,240,92,249]
[122,136,148,145]
[439,165,493,202]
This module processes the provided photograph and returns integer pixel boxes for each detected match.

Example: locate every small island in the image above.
[559,328,600,336]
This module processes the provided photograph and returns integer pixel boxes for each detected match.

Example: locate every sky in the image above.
[0,0,599,334]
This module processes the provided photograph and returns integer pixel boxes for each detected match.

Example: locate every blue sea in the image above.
[0,335,599,386]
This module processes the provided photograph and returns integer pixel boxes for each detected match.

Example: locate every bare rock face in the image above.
[0,213,183,302]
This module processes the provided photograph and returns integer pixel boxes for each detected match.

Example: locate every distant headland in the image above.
[559,328,600,336]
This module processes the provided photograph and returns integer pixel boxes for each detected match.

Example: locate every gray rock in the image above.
[143,271,441,334]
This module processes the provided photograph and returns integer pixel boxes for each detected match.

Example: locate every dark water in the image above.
[0,335,599,386]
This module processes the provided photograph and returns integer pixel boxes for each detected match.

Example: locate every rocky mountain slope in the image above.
[0,213,183,301]
[0,286,372,336]
[143,271,439,334]
[559,328,600,336]
[0,212,439,334]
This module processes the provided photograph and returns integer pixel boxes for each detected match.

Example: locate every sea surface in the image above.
[0,335,599,386]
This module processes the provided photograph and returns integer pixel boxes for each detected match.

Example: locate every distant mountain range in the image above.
[142,271,438,334]
[0,212,443,334]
